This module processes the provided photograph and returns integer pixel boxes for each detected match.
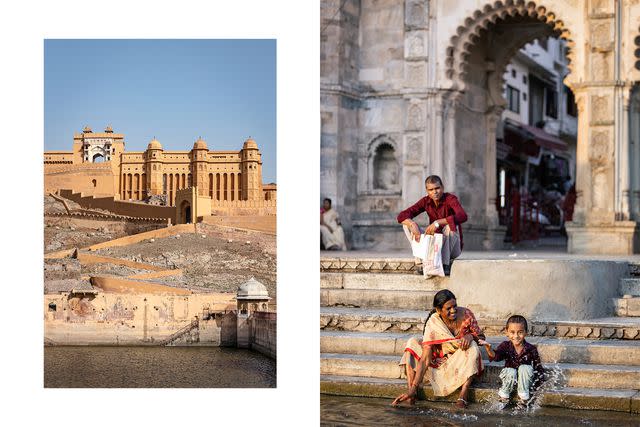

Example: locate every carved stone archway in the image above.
[439,0,575,249]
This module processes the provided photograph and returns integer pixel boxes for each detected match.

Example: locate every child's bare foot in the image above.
[497,396,509,410]
[515,397,529,409]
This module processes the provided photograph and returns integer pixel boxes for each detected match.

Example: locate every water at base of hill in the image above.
[45,346,275,388]
[321,395,638,426]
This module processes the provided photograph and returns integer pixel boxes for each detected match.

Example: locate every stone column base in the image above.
[351,220,508,251]
[462,224,507,250]
[566,221,639,254]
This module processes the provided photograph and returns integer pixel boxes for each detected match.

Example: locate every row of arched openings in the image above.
[207,173,242,203]
[122,172,244,205]
[121,173,147,201]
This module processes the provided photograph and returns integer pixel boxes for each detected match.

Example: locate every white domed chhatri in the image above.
[236,277,270,300]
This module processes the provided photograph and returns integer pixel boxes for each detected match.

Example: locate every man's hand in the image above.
[407,221,421,241]
[459,333,473,351]
[424,223,437,235]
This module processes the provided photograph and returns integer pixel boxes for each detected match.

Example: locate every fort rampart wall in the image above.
[250,311,277,359]
[44,291,275,358]
[45,164,115,197]
[59,189,174,219]
[44,292,238,346]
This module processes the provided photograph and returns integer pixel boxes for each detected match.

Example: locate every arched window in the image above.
[92,179,97,188]
[223,173,228,201]
[230,173,235,201]
[373,143,398,191]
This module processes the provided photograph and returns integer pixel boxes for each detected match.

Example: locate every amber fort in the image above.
[45,126,276,221]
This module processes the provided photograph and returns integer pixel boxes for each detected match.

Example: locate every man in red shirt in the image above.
[397,175,468,275]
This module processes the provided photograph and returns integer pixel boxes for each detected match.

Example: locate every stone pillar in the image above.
[482,109,507,249]
[320,0,361,247]
[630,90,640,221]
[565,5,638,254]
[566,86,637,253]
[402,0,429,214]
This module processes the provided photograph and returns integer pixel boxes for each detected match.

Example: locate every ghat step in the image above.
[320,307,640,339]
[320,353,640,390]
[321,272,446,292]
[320,331,640,366]
[320,375,640,413]
[614,296,640,317]
[619,278,640,296]
[321,288,436,310]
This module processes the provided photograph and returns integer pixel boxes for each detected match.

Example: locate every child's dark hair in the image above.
[423,289,456,334]
[506,315,528,331]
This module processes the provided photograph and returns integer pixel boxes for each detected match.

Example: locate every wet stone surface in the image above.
[320,395,640,426]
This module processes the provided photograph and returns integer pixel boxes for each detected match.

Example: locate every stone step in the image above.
[620,278,640,296]
[320,288,436,310]
[321,272,446,291]
[629,262,640,277]
[614,297,640,317]
[320,330,640,366]
[320,375,640,413]
[320,307,640,339]
[320,353,640,390]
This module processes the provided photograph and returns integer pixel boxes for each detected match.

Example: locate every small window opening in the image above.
[48,302,56,312]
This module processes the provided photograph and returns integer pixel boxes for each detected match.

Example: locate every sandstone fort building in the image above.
[45,126,276,220]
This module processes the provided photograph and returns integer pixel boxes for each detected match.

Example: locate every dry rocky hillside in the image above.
[44,195,277,299]
[44,195,162,251]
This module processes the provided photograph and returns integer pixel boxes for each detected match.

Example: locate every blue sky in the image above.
[44,39,276,183]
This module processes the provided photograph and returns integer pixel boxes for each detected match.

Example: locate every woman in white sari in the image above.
[320,198,346,250]
[392,289,486,408]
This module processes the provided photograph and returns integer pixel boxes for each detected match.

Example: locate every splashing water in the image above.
[478,362,567,415]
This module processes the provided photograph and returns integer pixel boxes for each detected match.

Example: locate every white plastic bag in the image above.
[422,233,445,277]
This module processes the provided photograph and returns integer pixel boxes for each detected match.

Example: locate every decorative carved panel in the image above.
[406,103,425,130]
[404,136,423,165]
[592,170,608,209]
[405,0,427,30]
[406,32,426,58]
[590,0,611,14]
[589,129,611,166]
[590,21,613,52]
[590,52,611,81]
[369,197,393,212]
[406,62,426,88]
[590,95,612,125]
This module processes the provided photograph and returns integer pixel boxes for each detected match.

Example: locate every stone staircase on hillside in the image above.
[320,259,640,413]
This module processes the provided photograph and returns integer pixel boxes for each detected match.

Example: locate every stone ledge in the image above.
[320,309,640,340]
[320,376,639,413]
